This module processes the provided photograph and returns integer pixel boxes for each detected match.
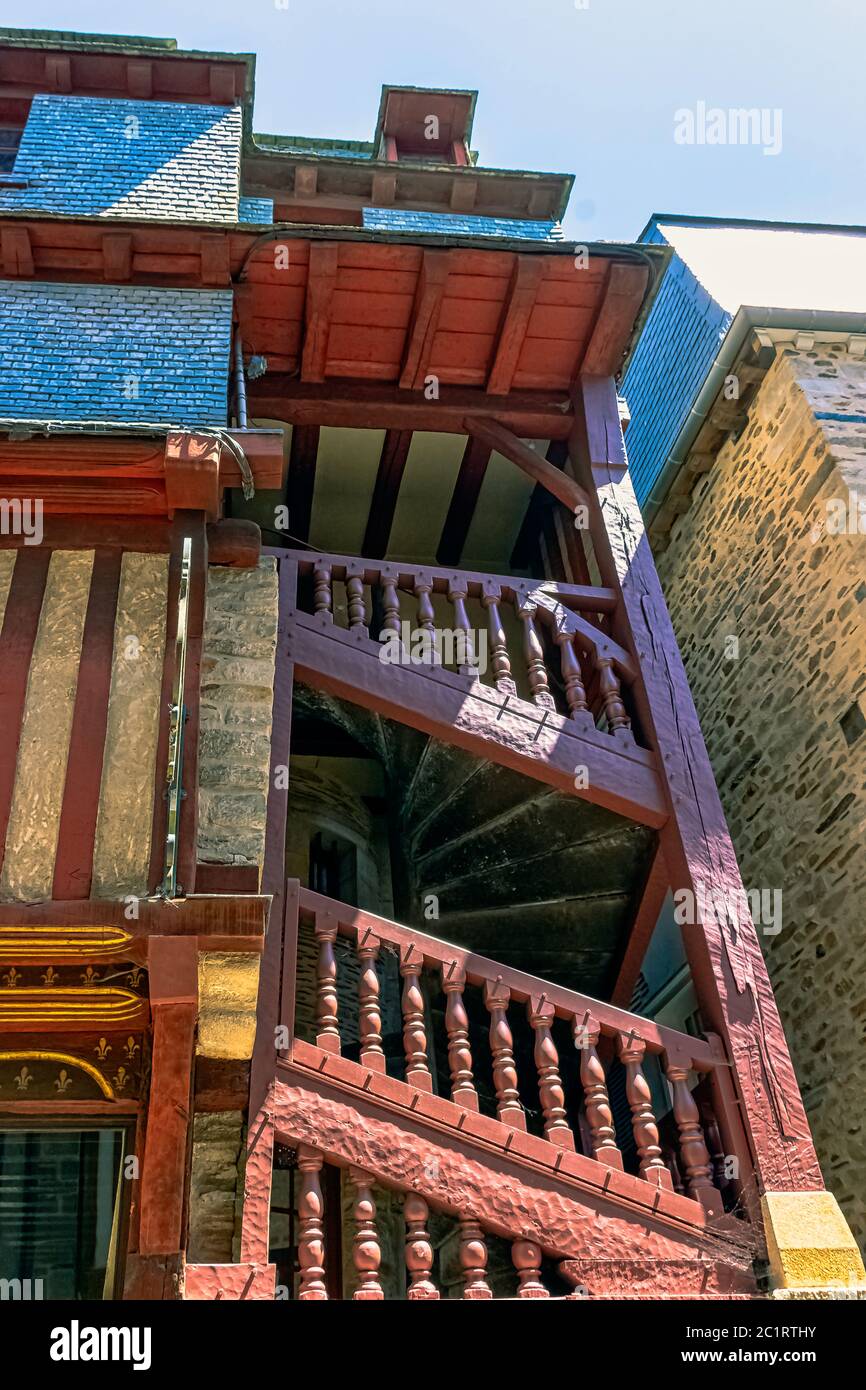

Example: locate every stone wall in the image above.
[654,346,866,1245]
[198,558,278,873]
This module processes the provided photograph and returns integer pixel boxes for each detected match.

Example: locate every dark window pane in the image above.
[0,1128,125,1299]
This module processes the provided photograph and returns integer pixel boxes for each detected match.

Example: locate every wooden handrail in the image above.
[296,886,715,1071]
[284,547,619,615]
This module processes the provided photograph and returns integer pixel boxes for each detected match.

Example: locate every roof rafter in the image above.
[486,254,544,395]
[300,242,339,383]
[399,249,451,390]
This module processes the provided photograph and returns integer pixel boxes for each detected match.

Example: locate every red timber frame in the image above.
[0,504,270,1299]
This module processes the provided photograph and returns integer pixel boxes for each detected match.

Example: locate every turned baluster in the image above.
[554,627,591,722]
[617,1031,672,1189]
[482,586,516,694]
[572,1014,622,1168]
[483,977,525,1130]
[312,562,333,620]
[356,928,385,1072]
[412,574,439,666]
[512,1239,549,1299]
[346,569,368,632]
[665,1053,718,1212]
[517,599,555,709]
[314,913,340,1054]
[380,572,402,640]
[459,1218,492,1299]
[404,1192,439,1300]
[400,945,432,1092]
[347,1167,383,1299]
[527,995,574,1149]
[596,656,630,733]
[297,1146,328,1300]
[447,579,477,673]
[441,962,478,1110]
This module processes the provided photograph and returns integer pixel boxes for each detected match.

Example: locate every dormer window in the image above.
[0,124,22,171]
[374,86,475,166]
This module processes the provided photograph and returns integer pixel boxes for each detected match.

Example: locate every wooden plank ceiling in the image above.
[238,239,647,571]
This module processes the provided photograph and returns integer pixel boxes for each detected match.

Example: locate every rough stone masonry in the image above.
[655,345,866,1248]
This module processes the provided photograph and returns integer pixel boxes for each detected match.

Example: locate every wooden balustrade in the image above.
[284,1143,570,1300]
[289,548,635,738]
[294,888,728,1212]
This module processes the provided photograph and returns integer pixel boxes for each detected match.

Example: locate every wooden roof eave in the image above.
[242,146,574,222]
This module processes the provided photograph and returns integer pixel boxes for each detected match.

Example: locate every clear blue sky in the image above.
[4,0,865,240]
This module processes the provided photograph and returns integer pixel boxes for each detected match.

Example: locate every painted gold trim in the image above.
[0,1050,116,1099]
[0,986,145,1024]
[0,925,134,961]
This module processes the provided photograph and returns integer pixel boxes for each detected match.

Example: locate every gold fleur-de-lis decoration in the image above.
[3,966,21,988]
[94,1037,112,1061]
[41,965,59,987]
[127,965,143,990]
[112,1066,129,1093]
[123,1036,140,1062]
[80,966,99,985]
[54,1069,72,1094]
[14,1065,32,1092]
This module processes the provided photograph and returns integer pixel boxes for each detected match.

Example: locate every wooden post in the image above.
[139,936,197,1256]
[569,374,822,1195]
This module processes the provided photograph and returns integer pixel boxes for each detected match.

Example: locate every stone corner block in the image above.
[761,1190,866,1292]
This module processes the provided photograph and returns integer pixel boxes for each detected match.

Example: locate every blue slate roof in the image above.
[362,207,561,241]
[238,195,273,224]
[620,222,731,507]
[1,94,243,223]
[0,281,233,426]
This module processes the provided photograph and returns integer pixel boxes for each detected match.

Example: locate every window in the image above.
[0,1127,127,1299]
[0,125,23,174]
[309,830,358,905]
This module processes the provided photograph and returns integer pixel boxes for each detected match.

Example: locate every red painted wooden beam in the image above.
[580,263,649,379]
[569,373,822,1194]
[464,415,591,515]
[486,255,544,396]
[301,242,339,383]
[139,936,197,1257]
[399,249,451,390]
[248,380,574,439]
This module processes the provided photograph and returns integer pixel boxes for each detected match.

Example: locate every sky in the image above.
[3,0,865,241]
